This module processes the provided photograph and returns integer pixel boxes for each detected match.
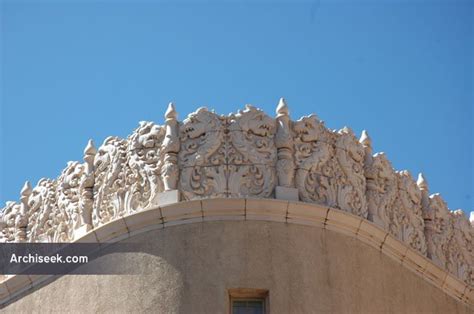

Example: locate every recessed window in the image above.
[232,299,265,314]
[229,288,268,314]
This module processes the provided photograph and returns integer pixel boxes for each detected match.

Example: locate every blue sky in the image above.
[1,0,472,214]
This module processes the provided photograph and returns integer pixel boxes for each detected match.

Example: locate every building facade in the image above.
[0,100,473,313]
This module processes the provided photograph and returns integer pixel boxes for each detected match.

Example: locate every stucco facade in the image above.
[2,220,472,313]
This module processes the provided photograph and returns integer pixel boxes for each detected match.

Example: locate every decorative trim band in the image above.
[0,199,472,308]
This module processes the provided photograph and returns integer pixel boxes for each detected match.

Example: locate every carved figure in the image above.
[365,152,397,228]
[227,105,276,197]
[293,114,335,206]
[127,121,166,210]
[93,136,128,226]
[392,171,427,255]
[179,107,226,199]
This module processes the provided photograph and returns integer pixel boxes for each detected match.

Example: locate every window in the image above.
[232,299,265,314]
[229,288,268,314]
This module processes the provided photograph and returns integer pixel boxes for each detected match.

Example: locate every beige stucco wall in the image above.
[2,220,472,313]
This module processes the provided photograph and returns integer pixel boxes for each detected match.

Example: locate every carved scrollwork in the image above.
[127,121,166,210]
[227,105,277,198]
[365,152,397,229]
[1,101,472,288]
[333,127,367,217]
[0,202,21,243]
[391,171,427,255]
[423,193,453,268]
[92,136,129,226]
[447,210,473,285]
[293,114,334,206]
[178,107,226,199]
[26,178,59,242]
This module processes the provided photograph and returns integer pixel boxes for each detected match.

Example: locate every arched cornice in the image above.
[0,199,472,307]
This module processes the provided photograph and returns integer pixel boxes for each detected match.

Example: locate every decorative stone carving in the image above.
[16,182,32,242]
[333,127,367,217]
[422,192,453,268]
[227,105,277,198]
[447,210,473,285]
[161,103,180,192]
[179,107,226,200]
[26,178,59,242]
[294,114,335,207]
[0,202,22,243]
[391,171,427,255]
[0,101,471,286]
[92,136,129,226]
[364,152,397,229]
[127,121,166,210]
[275,98,294,188]
[57,161,86,240]
[78,140,96,235]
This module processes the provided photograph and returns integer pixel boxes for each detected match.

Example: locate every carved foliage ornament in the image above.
[0,100,472,287]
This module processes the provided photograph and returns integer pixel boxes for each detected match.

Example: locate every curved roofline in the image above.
[0,198,472,307]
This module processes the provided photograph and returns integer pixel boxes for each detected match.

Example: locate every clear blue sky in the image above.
[1,0,472,215]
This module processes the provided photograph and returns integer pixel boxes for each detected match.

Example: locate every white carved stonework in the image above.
[57,161,87,241]
[293,114,336,207]
[391,171,427,255]
[178,107,226,200]
[275,98,295,188]
[447,210,474,286]
[365,152,397,229]
[227,105,277,198]
[92,136,129,226]
[0,100,472,287]
[0,202,22,243]
[422,193,453,268]
[161,103,180,192]
[333,127,367,217]
[127,121,166,210]
[26,178,60,242]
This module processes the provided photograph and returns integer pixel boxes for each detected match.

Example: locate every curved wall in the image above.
[2,220,471,313]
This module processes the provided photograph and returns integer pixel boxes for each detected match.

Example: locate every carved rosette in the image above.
[227,105,277,198]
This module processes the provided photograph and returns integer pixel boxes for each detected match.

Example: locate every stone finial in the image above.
[20,181,32,202]
[417,173,428,190]
[84,139,97,156]
[276,97,289,118]
[359,130,371,148]
[165,102,177,122]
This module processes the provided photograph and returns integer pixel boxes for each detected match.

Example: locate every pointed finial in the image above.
[20,181,32,198]
[165,102,177,122]
[276,97,289,118]
[359,130,372,147]
[417,173,428,190]
[84,139,97,156]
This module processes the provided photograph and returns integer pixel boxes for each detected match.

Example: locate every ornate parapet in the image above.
[1,99,473,288]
